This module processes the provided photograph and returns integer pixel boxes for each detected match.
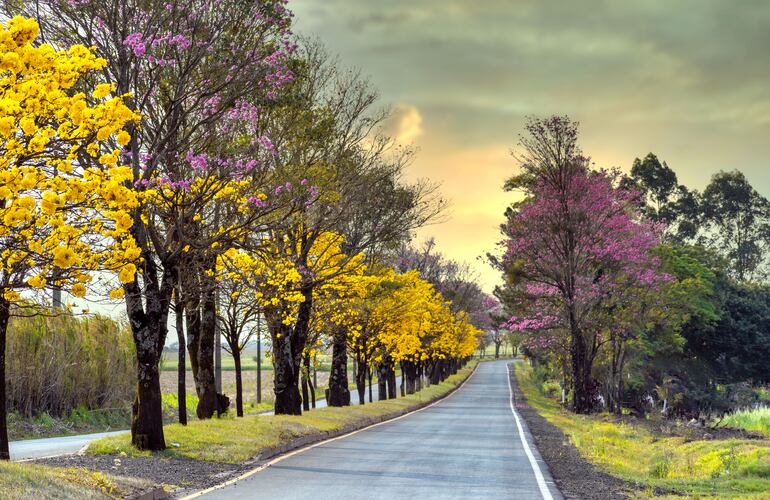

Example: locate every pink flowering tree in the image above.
[479,295,507,358]
[12,0,301,448]
[497,116,667,414]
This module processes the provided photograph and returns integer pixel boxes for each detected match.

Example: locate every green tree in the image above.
[628,153,699,241]
[700,170,770,281]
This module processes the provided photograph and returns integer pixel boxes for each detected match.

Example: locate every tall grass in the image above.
[6,310,135,417]
[723,407,770,437]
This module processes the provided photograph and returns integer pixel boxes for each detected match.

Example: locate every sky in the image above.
[290,0,770,292]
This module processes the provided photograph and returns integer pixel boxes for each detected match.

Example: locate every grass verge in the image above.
[514,363,770,498]
[0,461,153,500]
[7,407,131,441]
[88,361,477,464]
[723,407,770,438]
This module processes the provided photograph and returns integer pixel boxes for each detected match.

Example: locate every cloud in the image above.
[384,104,424,144]
[290,0,770,289]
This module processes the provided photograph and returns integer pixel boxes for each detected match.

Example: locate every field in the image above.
[159,350,386,413]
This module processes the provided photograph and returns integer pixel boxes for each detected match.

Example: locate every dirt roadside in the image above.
[508,364,638,500]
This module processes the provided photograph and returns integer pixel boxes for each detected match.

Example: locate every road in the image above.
[200,360,561,500]
[9,430,126,461]
[9,377,397,461]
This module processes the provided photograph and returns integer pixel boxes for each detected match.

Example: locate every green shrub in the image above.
[723,406,770,437]
[649,451,673,479]
[542,380,561,398]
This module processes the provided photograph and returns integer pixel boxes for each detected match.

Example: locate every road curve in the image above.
[9,430,126,461]
[200,360,562,500]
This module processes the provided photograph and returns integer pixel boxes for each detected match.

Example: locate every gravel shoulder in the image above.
[508,364,637,500]
[37,454,244,494]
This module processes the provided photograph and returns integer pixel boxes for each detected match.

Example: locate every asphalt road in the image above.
[201,360,562,500]
[9,378,397,461]
[9,430,126,461]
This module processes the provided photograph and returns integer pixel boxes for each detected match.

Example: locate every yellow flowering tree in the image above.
[215,247,304,417]
[0,17,140,460]
[308,261,368,407]
[347,268,481,404]
[259,229,365,414]
[345,268,420,403]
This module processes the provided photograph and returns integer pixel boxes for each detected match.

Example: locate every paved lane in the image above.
[9,430,126,461]
[202,360,561,500]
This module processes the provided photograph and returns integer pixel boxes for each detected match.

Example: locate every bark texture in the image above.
[0,299,10,460]
[327,329,350,406]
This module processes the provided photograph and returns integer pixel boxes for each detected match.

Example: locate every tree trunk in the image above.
[387,365,397,400]
[125,262,171,451]
[305,353,315,409]
[301,357,310,412]
[270,320,303,415]
[368,365,373,403]
[569,305,594,414]
[131,325,165,451]
[184,276,201,391]
[403,361,417,394]
[196,272,218,419]
[377,361,388,401]
[328,329,350,406]
[0,298,10,460]
[270,281,313,415]
[256,318,262,404]
[356,355,367,405]
[612,343,626,416]
[233,348,244,417]
[174,288,187,425]
[495,341,500,359]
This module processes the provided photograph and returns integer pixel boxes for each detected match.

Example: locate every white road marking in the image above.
[507,363,554,500]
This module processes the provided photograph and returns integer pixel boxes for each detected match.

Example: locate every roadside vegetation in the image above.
[0,461,153,500]
[723,408,770,438]
[493,117,770,439]
[6,313,134,441]
[516,363,770,498]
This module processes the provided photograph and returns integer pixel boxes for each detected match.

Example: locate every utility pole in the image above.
[215,306,222,393]
[256,312,262,404]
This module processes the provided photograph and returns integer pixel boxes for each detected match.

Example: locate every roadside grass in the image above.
[7,406,131,441]
[88,362,476,463]
[723,407,770,438]
[0,461,152,500]
[161,392,273,419]
[514,363,770,498]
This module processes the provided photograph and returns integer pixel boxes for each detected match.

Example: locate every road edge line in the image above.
[507,362,554,500]
[179,362,481,500]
